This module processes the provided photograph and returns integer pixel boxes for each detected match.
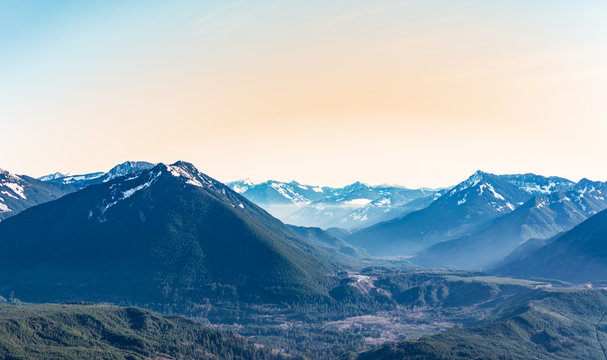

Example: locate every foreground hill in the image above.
[495,208,607,283]
[0,304,284,360]
[0,169,73,221]
[354,289,607,360]
[0,162,332,307]
[415,186,607,270]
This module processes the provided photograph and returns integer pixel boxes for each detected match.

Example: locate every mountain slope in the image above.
[0,169,74,221]
[415,189,607,270]
[495,208,607,283]
[0,304,284,360]
[287,224,363,258]
[0,162,332,306]
[354,289,607,360]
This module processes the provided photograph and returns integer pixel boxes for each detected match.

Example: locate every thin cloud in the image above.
[319,3,407,29]
[193,0,244,25]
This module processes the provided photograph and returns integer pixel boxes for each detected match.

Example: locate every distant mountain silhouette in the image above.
[495,208,607,283]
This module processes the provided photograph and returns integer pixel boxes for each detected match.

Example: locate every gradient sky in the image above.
[2,0,606,188]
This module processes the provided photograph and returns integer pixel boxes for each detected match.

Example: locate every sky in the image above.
[1,0,606,188]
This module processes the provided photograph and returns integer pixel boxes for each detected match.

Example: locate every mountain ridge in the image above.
[346,170,605,257]
[0,161,334,306]
[0,169,74,221]
[39,161,156,190]
[228,179,440,229]
[414,187,607,270]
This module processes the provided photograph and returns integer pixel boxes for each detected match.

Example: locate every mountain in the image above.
[495,208,607,283]
[347,171,576,256]
[287,224,363,258]
[0,162,332,306]
[353,289,607,360]
[39,161,155,190]
[496,233,562,269]
[0,169,74,221]
[228,180,438,229]
[0,304,284,360]
[287,184,440,230]
[228,180,327,220]
[338,189,444,229]
[415,186,607,270]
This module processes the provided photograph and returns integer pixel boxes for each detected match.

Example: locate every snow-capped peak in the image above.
[103,161,155,182]
[449,170,490,195]
[229,179,256,193]
[0,169,22,182]
[163,161,219,189]
[38,172,69,181]
[463,170,487,188]
[96,168,162,222]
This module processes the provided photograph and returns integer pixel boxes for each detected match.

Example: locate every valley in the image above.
[1,162,606,359]
[5,1,606,358]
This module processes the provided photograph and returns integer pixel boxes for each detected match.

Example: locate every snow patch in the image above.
[186,179,203,187]
[61,173,104,184]
[98,171,161,220]
[166,164,208,188]
[1,190,18,199]
[2,182,26,199]
[0,202,10,213]
[123,172,160,199]
[479,183,505,201]
[377,198,391,206]
[343,198,373,207]
[232,185,248,193]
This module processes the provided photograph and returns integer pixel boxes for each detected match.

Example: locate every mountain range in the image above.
[0,161,156,223]
[6,162,606,280]
[0,162,333,306]
[415,181,607,270]
[2,160,607,358]
[346,171,606,259]
[228,179,440,229]
[6,162,606,278]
